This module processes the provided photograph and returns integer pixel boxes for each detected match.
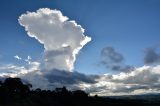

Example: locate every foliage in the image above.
[0,78,159,106]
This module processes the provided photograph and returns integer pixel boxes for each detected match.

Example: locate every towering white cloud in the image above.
[18,8,91,71]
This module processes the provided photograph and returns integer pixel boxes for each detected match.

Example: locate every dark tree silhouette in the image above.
[0,77,159,106]
[2,78,31,94]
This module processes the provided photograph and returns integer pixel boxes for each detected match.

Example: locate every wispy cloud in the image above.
[0,56,40,77]
[14,55,22,60]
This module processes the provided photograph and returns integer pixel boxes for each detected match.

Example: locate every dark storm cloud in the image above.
[101,47,124,63]
[44,69,98,85]
[100,46,133,71]
[144,47,160,65]
[111,64,133,72]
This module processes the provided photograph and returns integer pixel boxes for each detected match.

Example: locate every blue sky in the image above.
[1,0,160,74]
[0,0,160,95]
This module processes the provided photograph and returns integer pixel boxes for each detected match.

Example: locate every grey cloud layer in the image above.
[44,69,98,85]
[100,46,133,72]
[144,47,160,65]
[1,56,160,95]
[85,65,160,95]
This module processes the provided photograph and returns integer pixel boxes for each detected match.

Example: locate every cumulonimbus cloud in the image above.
[18,8,91,71]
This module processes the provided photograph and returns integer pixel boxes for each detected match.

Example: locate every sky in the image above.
[0,0,160,95]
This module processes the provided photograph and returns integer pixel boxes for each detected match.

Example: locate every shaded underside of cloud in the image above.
[44,69,98,85]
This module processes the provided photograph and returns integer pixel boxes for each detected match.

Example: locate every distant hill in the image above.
[105,93,160,101]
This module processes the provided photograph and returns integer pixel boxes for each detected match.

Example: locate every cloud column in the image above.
[19,8,91,71]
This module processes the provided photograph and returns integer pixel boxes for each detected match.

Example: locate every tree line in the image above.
[0,78,159,106]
